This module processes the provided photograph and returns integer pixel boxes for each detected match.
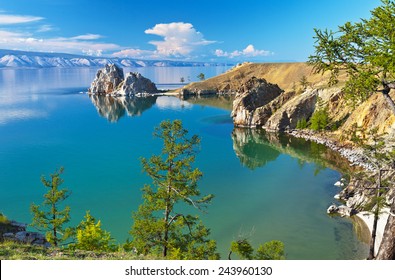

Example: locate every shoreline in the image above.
[287,129,390,254]
[355,209,389,254]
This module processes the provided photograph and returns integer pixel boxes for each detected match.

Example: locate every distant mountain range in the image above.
[0,49,230,68]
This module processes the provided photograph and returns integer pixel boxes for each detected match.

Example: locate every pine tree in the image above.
[72,211,115,252]
[129,120,218,259]
[30,167,71,246]
[308,0,395,113]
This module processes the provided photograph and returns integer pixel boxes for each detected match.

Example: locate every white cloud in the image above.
[71,34,103,40]
[215,44,272,59]
[0,14,43,25]
[0,12,118,56]
[37,25,54,33]
[144,22,215,57]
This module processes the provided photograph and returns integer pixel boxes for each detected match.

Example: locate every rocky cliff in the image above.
[89,64,157,96]
[231,77,283,127]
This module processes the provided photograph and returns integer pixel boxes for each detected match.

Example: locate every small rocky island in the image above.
[89,64,157,96]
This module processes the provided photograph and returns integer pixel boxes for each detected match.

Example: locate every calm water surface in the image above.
[0,67,368,259]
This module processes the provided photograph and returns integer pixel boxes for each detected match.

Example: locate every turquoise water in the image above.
[0,68,368,259]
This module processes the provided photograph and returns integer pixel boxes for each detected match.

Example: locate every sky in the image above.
[0,0,383,62]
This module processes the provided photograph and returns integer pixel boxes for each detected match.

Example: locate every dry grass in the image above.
[183,62,347,93]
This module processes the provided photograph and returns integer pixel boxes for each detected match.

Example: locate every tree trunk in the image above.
[382,92,395,115]
[376,199,395,260]
[367,171,381,259]
[382,82,395,115]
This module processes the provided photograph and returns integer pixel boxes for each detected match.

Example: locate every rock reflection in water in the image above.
[89,94,157,122]
[232,128,280,170]
[232,128,354,173]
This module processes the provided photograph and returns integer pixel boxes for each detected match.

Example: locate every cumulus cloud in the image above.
[0,14,43,25]
[215,44,272,58]
[144,22,215,57]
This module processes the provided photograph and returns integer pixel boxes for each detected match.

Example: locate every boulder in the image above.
[119,72,157,96]
[231,77,284,127]
[264,89,318,131]
[3,231,51,247]
[89,64,124,94]
[327,204,354,217]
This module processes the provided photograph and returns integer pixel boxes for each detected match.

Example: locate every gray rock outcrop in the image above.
[1,219,50,247]
[327,204,354,217]
[3,231,51,247]
[89,64,124,94]
[231,77,284,127]
[119,72,157,96]
[89,64,157,96]
[264,89,318,131]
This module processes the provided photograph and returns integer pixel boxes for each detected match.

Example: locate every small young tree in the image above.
[299,75,310,90]
[30,167,71,246]
[130,120,218,259]
[197,73,205,81]
[229,238,285,260]
[72,211,115,252]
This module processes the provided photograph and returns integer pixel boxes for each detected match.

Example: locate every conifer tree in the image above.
[30,167,71,246]
[130,120,218,259]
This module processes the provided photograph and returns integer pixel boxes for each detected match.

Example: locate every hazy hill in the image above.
[0,49,229,68]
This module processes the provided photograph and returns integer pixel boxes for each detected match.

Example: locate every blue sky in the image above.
[0,0,382,62]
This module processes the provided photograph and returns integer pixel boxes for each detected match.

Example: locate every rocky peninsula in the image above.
[176,62,395,257]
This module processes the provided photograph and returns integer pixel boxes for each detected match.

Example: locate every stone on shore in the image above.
[327,204,354,217]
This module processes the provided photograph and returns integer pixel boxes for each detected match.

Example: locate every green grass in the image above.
[0,241,155,260]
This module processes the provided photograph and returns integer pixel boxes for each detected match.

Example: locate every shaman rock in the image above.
[89,64,124,94]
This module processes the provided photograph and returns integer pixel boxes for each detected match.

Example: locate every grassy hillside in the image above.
[183,62,346,93]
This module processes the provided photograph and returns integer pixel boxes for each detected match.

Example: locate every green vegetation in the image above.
[197,73,205,81]
[129,120,218,259]
[0,241,153,260]
[71,211,115,252]
[309,106,329,131]
[30,167,72,246]
[308,0,395,112]
[299,75,310,90]
[296,118,308,129]
[0,213,9,224]
[229,239,285,260]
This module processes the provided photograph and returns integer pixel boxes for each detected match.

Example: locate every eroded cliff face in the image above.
[336,91,395,145]
[231,77,283,127]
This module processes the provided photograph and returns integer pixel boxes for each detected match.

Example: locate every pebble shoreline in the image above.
[288,129,376,171]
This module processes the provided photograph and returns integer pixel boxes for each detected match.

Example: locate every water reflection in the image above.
[232,128,354,173]
[89,95,157,122]
[232,128,280,169]
[182,95,235,111]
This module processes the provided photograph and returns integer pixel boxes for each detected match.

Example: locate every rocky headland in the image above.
[88,64,158,96]
[177,62,395,255]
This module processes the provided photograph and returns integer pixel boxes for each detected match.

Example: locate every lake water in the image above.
[0,67,368,259]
